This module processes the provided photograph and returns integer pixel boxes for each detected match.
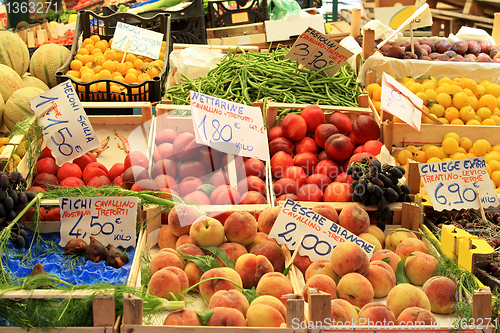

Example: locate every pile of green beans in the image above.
[165,47,361,110]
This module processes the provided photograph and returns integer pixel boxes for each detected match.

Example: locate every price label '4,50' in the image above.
[29,81,100,166]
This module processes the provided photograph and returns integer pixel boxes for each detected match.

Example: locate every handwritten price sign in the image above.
[286,27,353,77]
[419,157,499,211]
[29,81,99,166]
[59,197,138,248]
[111,22,163,60]
[269,199,375,262]
[190,91,269,161]
[381,72,422,131]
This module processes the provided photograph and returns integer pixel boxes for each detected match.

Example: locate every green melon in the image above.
[3,87,44,130]
[30,44,70,88]
[0,31,30,77]
[0,64,24,102]
[22,74,50,92]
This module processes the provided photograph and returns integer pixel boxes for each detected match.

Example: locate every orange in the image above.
[137,73,150,83]
[409,83,424,94]
[491,115,500,126]
[427,157,442,163]
[424,89,437,101]
[66,70,80,78]
[97,82,107,92]
[444,84,462,95]
[464,78,478,95]
[425,146,441,159]
[91,47,102,56]
[451,77,464,88]
[480,80,491,87]
[444,132,460,144]
[82,38,94,46]
[438,77,451,86]
[469,96,479,110]
[438,117,449,124]
[430,104,445,117]
[450,152,466,160]
[104,50,116,60]
[134,58,144,70]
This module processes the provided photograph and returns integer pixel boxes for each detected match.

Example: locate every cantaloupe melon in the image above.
[3,87,44,130]
[0,31,30,77]
[0,93,4,129]
[0,64,24,102]
[22,74,50,92]
[30,44,70,88]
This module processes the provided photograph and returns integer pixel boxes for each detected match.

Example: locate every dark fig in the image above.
[87,236,108,263]
[29,262,47,276]
[65,238,88,256]
[106,244,129,268]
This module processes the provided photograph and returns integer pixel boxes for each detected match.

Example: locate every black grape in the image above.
[377,196,387,210]
[380,206,392,221]
[360,191,370,201]
[391,167,404,179]
[401,184,411,195]
[371,177,384,188]
[371,160,382,171]
[0,218,5,229]
[377,218,386,231]
[370,195,378,205]
[392,185,403,196]
[373,185,383,197]
[25,191,35,202]
[388,174,399,186]
[395,165,406,175]
[17,192,27,206]
[361,157,370,164]
[378,173,393,187]
[19,229,27,239]
[9,171,20,185]
[367,183,375,193]
[346,167,353,175]
[404,194,412,202]
[14,235,25,249]
[0,203,5,218]
[385,187,399,203]
[5,209,16,222]
[0,174,9,190]
[20,178,27,189]
[398,194,406,202]
[352,192,361,202]
[4,197,13,212]
[351,172,361,181]
[7,189,18,206]
[0,189,6,203]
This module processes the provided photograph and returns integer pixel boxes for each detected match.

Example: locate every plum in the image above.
[435,39,452,53]
[467,41,481,55]
[452,41,468,55]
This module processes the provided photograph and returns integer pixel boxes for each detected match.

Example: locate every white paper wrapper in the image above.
[340,36,363,74]
[362,20,404,41]
[359,52,500,86]
[169,47,225,86]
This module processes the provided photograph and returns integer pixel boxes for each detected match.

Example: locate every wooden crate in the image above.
[154,103,273,212]
[207,23,267,46]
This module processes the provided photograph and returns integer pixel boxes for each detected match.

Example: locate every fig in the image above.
[65,238,88,256]
[29,262,47,276]
[87,236,108,263]
[106,244,129,268]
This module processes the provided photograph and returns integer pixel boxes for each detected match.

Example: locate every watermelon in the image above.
[30,44,70,88]
[0,64,24,102]
[3,87,44,130]
[0,31,30,77]
[22,74,50,92]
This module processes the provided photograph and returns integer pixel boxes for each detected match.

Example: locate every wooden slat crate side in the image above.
[206,22,265,39]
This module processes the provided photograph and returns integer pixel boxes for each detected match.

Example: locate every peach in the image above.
[330,242,369,276]
[297,184,323,201]
[301,105,325,133]
[367,225,385,248]
[121,166,148,189]
[328,112,352,135]
[235,253,274,288]
[295,138,318,156]
[124,151,149,170]
[323,182,352,202]
[395,238,430,259]
[336,272,374,308]
[59,176,85,187]
[358,233,382,252]
[151,159,177,179]
[281,113,307,141]
[256,272,293,306]
[250,295,286,320]
[273,178,299,197]
[307,173,332,192]
[184,190,211,205]
[218,242,248,266]
[240,158,266,179]
[153,143,175,162]
[168,204,205,236]
[83,165,107,184]
[270,151,294,179]
[178,160,207,181]
[246,303,285,327]
[365,261,396,298]
[41,147,54,159]
[156,128,178,145]
[177,243,204,257]
[172,132,202,161]
[331,299,359,325]
[149,248,185,274]
[315,159,341,181]
[130,179,158,191]
[73,152,95,172]
[154,174,178,191]
[311,204,339,223]
[386,283,431,318]
[385,229,417,252]
[33,173,58,189]
[358,303,396,326]
[302,274,337,301]
[57,163,82,181]
[422,276,457,314]
[283,166,307,187]
[305,259,340,283]
[293,253,313,277]
[175,234,192,248]
[397,307,437,325]
[158,225,178,249]
[163,308,202,326]
[207,307,246,326]
[240,191,267,204]
[199,267,243,302]
[405,251,439,286]
[209,170,230,187]
[370,249,400,273]
[184,261,203,290]
[36,157,59,175]
[351,115,380,145]
[223,211,257,246]
[250,241,285,273]
[210,185,241,205]
[148,266,188,299]
[200,146,222,173]
[269,137,294,157]
[246,232,277,251]
[178,176,204,197]
[107,163,125,182]
[209,289,250,316]
[325,134,354,163]
[315,123,339,148]
[190,216,225,247]
[237,176,266,196]
[268,126,283,142]
[338,204,369,235]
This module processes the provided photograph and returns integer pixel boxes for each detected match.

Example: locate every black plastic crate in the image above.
[103,0,206,44]
[208,0,268,28]
[56,10,171,102]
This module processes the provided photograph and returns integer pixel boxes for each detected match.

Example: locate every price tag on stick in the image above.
[29,80,100,166]
[111,22,163,60]
[269,199,375,262]
[59,197,139,248]
[286,27,353,77]
[190,91,269,161]
[419,157,499,211]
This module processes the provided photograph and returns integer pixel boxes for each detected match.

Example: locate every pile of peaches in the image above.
[149,202,455,328]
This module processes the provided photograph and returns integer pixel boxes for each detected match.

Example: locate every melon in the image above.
[22,74,50,92]
[0,64,24,102]
[30,44,70,88]
[0,31,30,76]
[3,87,44,130]
[0,93,4,129]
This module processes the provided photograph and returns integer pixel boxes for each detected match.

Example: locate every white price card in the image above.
[286,27,353,77]
[59,197,138,248]
[190,91,269,161]
[269,199,375,262]
[111,22,163,60]
[29,80,99,166]
[419,157,499,211]
[381,72,422,131]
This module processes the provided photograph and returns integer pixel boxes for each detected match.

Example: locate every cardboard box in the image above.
[207,33,267,45]
[264,14,325,42]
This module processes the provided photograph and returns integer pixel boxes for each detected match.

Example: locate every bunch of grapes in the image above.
[347,157,411,230]
[0,171,35,249]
